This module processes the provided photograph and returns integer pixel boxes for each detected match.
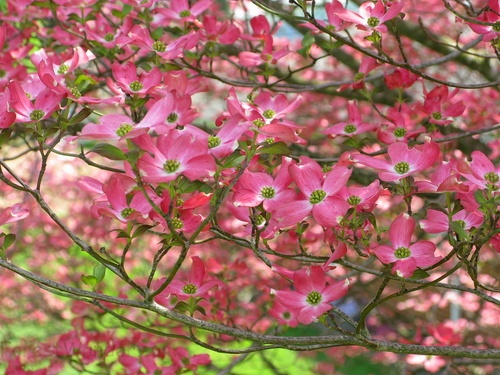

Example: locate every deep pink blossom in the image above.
[112,61,162,96]
[336,0,405,33]
[273,158,351,228]
[271,266,349,325]
[457,150,500,192]
[417,85,466,126]
[134,131,216,183]
[372,214,441,277]
[354,140,440,182]
[420,209,483,234]
[323,101,376,137]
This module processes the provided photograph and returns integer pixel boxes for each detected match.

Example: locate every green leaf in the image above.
[132,224,153,239]
[301,32,315,49]
[116,230,130,239]
[222,151,245,168]
[451,221,469,241]
[256,142,290,155]
[2,233,16,249]
[81,275,98,289]
[409,269,431,280]
[89,143,127,160]
[0,0,6,12]
[93,263,106,283]
[68,107,93,125]
[474,189,487,205]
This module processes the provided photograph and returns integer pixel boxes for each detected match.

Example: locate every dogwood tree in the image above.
[0,0,499,373]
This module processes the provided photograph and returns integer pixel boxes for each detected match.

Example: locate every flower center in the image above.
[394,161,410,175]
[57,64,69,75]
[129,80,143,92]
[104,33,115,41]
[344,124,357,134]
[322,165,332,173]
[326,24,336,32]
[163,159,181,173]
[208,135,221,148]
[0,69,6,78]
[454,220,466,228]
[347,195,361,206]
[70,87,81,99]
[432,112,442,120]
[394,246,411,259]
[484,171,499,184]
[309,189,326,204]
[30,109,45,121]
[394,127,406,138]
[254,214,265,226]
[167,113,178,123]
[263,53,273,62]
[116,123,133,137]
[253,118,265,128]
[263,109,275,119]
[179,9,191,18]
[260,186,276,199]
[354,72,365,81]
[153,40,166,52]
[121,207,135,218]
[493,22,500,32]
[172,217,183,229]
[367,16,380,28]
[182,283,197,294]
[306,291,322,305]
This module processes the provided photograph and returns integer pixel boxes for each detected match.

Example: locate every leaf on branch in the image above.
[88,143,127,160]
[68,108,93,125]
[81,274,98,290]
[93,263,106,283]
[256,142,290,155]
[409,269,431,280]
[132,224,154,239]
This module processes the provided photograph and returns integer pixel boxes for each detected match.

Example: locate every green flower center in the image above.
[104,33,115,41]
[116,123,133,137]
[57,64,69,75]
[432,112,442,120]
[0,69,6,78]
[167,113,178,123]
[484,171,499,183]
[179,9,191,18]
[30,109,45,121]
[347,195,361,206]
[129,80,143,92]
[493,22,500,32]
[182,283,197,294]
[394,161,410,175]
[163,159,181,173]
[121,207,135,218]
[253,118,265,128]
[208,135,221,148]
[265,137,275,145]
[172,217,183,229]
[394,127,406,138]
[263,109,275,119]
[454,220,466,228]
[306,291,322,305]
[263,53,273,62]
[309,189,326,204]
[260,186,276,199]
[153,40,166,52]
[367,16,380,28]
[394,246,411,259]
[322,165,332,173]
[326,24,336,32]
[70,87,81,99]
[254,214,265,226]
[354,72,365,81]
[344,124,357,134]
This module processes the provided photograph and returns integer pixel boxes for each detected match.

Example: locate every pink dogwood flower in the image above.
[336,0,405,33]
[417,85,466,126]
[154,256,224,308]
[273,158,351,228]
[323,101,376,137]
[134,131,216,183]
[112,61,162,96]
[354,140,440,182]
[233,157,295,212]
[271,266,349,325]
[420,209,483,234]
[372,213,441,277]
[457,150,500,192]
[7,81,65,123]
